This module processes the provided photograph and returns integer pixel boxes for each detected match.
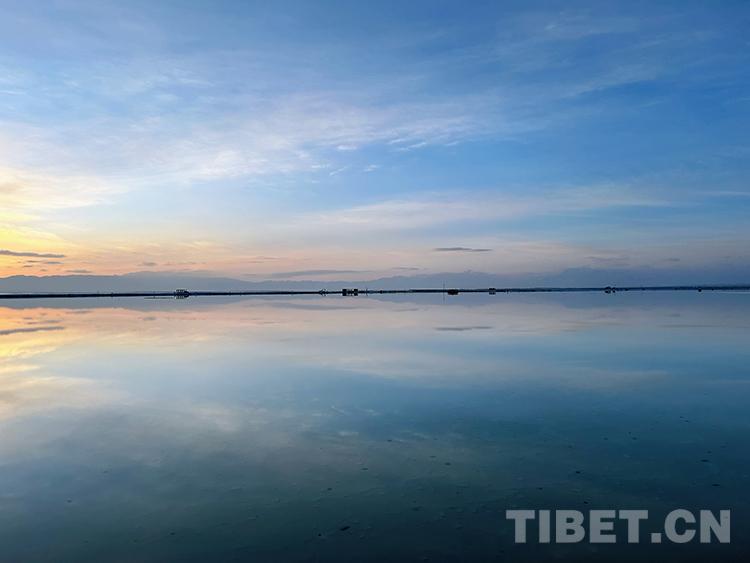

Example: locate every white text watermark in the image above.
[506,509,730,544]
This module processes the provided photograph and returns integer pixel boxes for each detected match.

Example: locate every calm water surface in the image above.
[0,293,748,561]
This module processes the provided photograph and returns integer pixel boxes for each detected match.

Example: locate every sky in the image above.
[0,0,748,282]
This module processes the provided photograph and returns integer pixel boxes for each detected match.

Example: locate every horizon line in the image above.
[1,285,749,300]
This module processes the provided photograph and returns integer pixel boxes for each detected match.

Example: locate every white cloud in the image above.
[0,89,501,192]
[299,186,667,233]
[0,165,117,212]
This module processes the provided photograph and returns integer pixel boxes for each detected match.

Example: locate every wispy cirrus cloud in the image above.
[434,247,492,253]
[0,5,701,197]
[297,186,668,234]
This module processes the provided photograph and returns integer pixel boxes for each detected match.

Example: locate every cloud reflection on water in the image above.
[0,294,749,561]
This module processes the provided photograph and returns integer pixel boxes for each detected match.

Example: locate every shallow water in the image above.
[0,293,748,561]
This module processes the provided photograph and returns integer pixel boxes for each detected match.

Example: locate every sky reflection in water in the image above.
[0,293,748,561]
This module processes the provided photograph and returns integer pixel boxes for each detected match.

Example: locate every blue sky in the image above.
[0,0,748,280]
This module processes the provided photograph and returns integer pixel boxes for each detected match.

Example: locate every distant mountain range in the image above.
[1,265,749,293]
